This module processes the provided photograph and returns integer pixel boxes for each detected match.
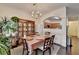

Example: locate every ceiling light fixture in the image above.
[52,16,61,20]
[32,3,42,19]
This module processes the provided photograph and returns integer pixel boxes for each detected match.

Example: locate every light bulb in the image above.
[40,13,42,16]
[32,11,34,14]
[32,15,34,17]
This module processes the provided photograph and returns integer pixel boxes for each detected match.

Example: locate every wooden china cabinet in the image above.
[18,19,35,44]
[18,19,35,36]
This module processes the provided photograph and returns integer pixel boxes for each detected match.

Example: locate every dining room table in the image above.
[21,35,51,55]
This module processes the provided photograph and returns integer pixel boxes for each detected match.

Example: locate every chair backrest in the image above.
[52,35,55,40]
[22,39,28,50]
[43,37,51,49]
[51,35,55,44]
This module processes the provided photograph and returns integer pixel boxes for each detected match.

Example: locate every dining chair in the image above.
[51,35,55,49]
[22,38,29,55]
[22,38,38,55]
[36,37,51,55]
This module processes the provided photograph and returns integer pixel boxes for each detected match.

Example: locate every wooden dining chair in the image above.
[37,37,51,55]
[22,38,38,55]
[51,35,55,49]
[22,39,29,55]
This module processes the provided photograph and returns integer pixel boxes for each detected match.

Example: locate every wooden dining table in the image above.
[21,35,51,55]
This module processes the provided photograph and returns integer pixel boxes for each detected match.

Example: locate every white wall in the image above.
[36,7,66,47]
[0,5,35,21]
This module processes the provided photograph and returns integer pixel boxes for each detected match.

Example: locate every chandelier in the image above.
[32,3,42,19]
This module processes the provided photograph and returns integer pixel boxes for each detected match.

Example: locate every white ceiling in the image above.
[0,3,79,16]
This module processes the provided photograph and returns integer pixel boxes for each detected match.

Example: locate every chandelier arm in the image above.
[32,3,42,19]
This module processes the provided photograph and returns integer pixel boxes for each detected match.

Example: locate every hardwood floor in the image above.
[57,47,66,55]
[70,36,79,55]
[58,36,79,55]
[55,36,79,55]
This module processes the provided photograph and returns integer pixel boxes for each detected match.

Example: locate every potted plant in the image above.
[0,16,19,55]
[11,16,19,23]
[2,20,18,37]
[11,16,19,36]
[0,35,10,55]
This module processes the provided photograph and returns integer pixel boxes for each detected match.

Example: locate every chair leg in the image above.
[22,48,24,55]
[49,48,51,55]
[27,53,29,55]
[52,43,54,50]
[27,51,29,55]
[53,47,54,50]
[53,45,54,50]
[35,49,38,55]
[43,51,45,55]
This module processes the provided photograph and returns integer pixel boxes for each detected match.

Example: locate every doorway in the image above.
[67,16,79,55]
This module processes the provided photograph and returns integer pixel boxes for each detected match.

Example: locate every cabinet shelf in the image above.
[18,19,35,36]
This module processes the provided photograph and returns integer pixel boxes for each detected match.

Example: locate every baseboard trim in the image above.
[70,36,77,37]
[54,43,66,48]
